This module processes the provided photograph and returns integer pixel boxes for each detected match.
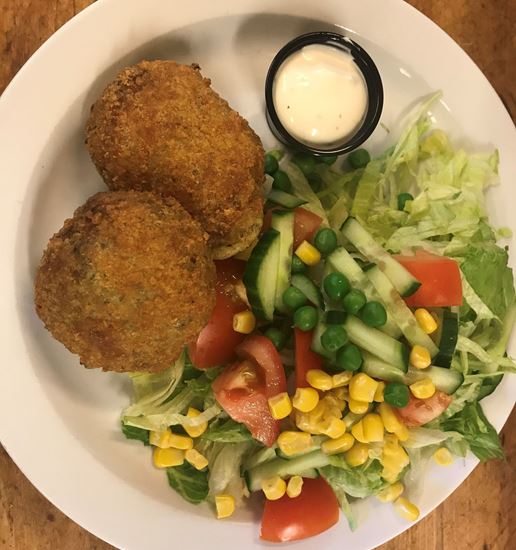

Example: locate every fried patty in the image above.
[34,191,216,373]
[85,60,265,259]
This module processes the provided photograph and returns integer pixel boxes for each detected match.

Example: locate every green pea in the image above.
[384,383,410,408]
[282,286,307,310]
[272,170,292,193]
[397,192,414,211]
[308,173,323,193]
[348,148,371,169]
[291,255,307,274]
[314,228,338,255]
[293,306,319,331]
[318,154,338,166]
[264,327,285,351]
[360,301,387,327]
[335,344,363,372]
[321,326,348,352]
[342,289,367,314]
[323,272,351,301]
[325,310,347,325]
[292,153,316,177]
[264,153,279,175]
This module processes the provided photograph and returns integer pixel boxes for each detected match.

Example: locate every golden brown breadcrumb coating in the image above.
[85,60,265,259]
[34,191,216,373]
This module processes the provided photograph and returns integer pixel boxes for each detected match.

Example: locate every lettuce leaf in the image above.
[460,243,515,320]
[201,418,252,443]
[167,462,209,504]
[121,423,150,446]
[207,441,254,506]
[440,402,504,461]
[321,458,388,499]
[121,352,222,433]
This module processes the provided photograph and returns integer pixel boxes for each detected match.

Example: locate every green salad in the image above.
[120,93,515,542]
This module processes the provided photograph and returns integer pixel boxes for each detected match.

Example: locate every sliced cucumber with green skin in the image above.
[341,218,421,297]
[243,229,280,321]
[268,190,308,208]
[243,446,278,471]
[310,317,334,359]
[405,366,463,394]
[291,274,324,309]
[271,210,295,313]
[365,264,439,357]
[245,450,330,492]
[432,308,459,368]
[361,352,406,383]
[326,247,401,339]
[343,315,409,372]
[361,351,463,394]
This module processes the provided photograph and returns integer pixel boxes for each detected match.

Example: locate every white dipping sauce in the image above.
[273,43,368,146]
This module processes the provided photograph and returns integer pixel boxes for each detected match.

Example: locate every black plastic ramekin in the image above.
[265,31,383,157]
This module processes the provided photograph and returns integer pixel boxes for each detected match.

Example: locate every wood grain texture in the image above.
[0,0,514,549]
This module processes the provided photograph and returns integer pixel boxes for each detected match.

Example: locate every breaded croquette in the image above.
[86,60,265,259]
[34,191,216,373]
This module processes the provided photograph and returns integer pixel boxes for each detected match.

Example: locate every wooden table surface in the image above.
[0,1,514,549]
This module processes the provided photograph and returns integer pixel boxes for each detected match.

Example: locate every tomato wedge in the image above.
[396,251,462,307]
[189,259,247,369]
[260,477,340,542]
[294,207,323,249]
[395,391,453,427]
[294,328,324,387]
[212,335,287,446]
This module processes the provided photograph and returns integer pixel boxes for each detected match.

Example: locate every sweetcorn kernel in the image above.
[377,482,404,503]
[393,497,420,521]
[268,392,293,420]
[349,373,379,403]
[321,433,355,455]
[292,387,320,413]
[215,494,235,519]
[286,476,304,498]
[433,447,454,466]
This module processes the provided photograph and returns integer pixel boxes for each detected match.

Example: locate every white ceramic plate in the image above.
[0,0,514,548]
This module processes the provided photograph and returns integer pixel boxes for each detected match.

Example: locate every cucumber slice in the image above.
[243,229,280,321]
[271,210,295,312]
[268,190,308,208]
[361,352,406,383]
[243,446,278,471]
[361,351,463,394]
[405,366,464,394]
[291,274,324,309]
[310,317,333,359]
[432,308,459,368]
[245,450,330,492]
[343,315,409,372]
[341,218,421,297]
[365,264,439,356]
[326,247,401,339]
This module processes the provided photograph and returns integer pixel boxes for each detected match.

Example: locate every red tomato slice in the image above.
[212,335,287,446]
[395,391,453,427]
[294,207,323,249]
[395,251,462,307]
[260,477,340,542]
[294,328,324,387]
[189,259,247,369]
